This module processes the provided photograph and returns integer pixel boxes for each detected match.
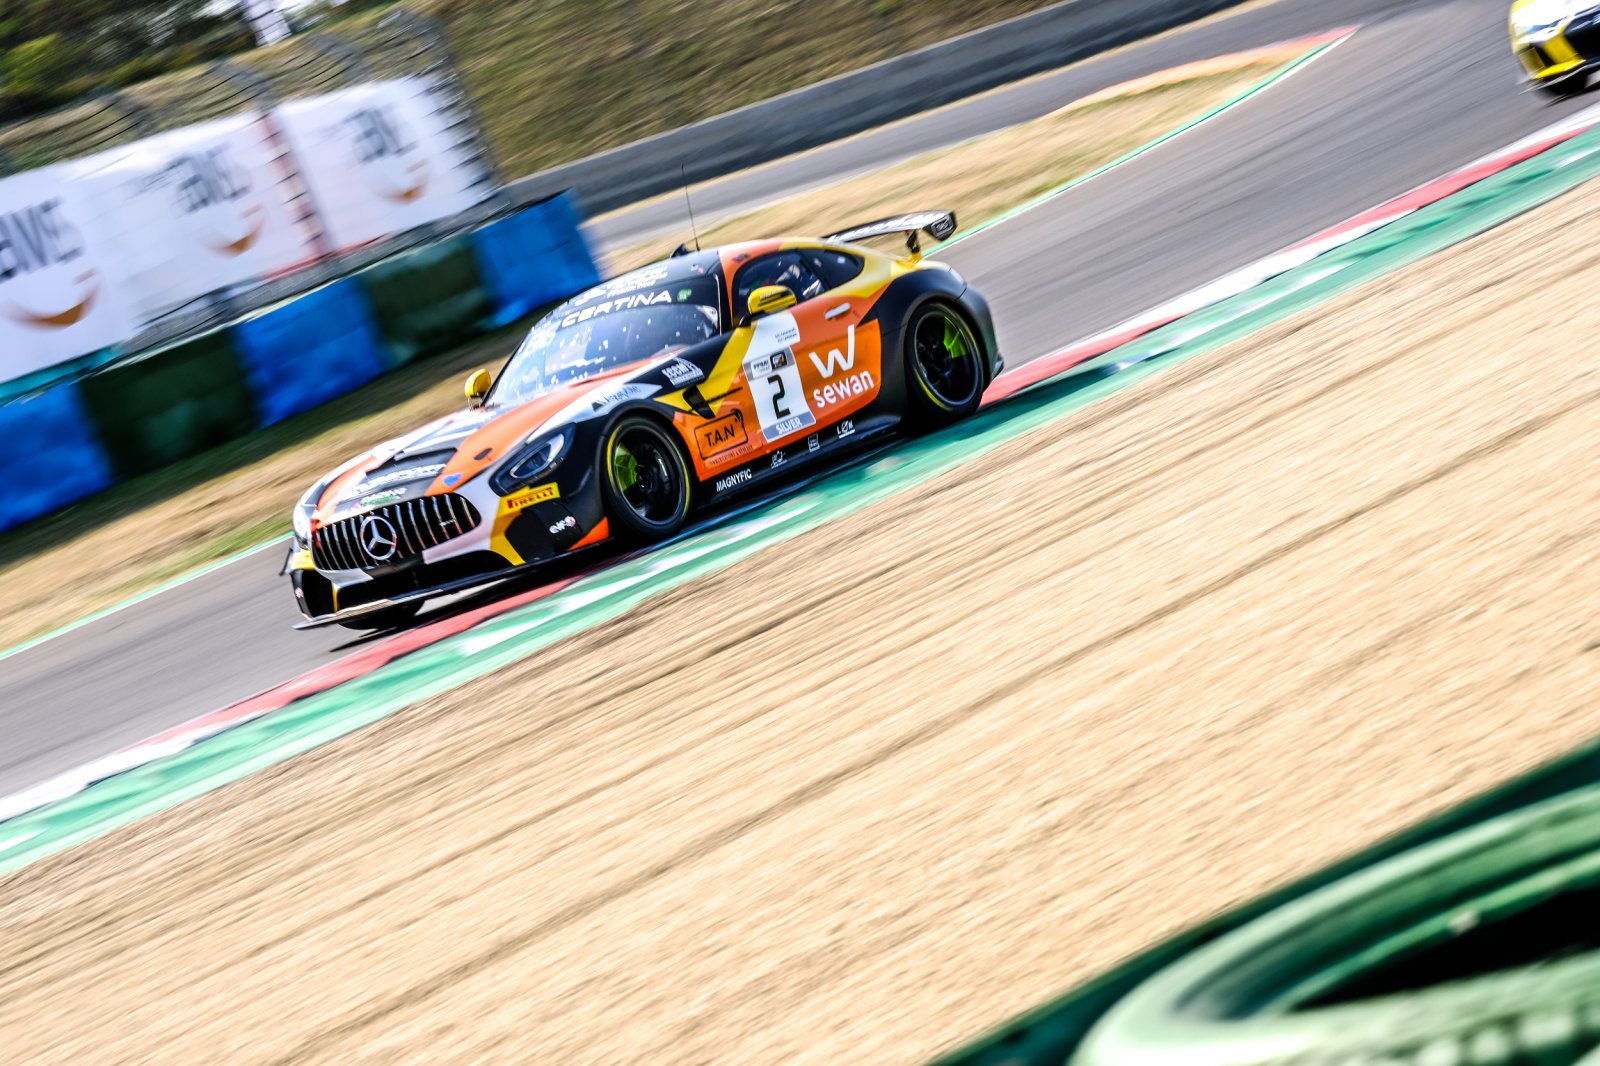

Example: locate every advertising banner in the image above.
[65,113,315,324]
[241,0,292,46]
[0,165,138,381]
[276,79,484,250]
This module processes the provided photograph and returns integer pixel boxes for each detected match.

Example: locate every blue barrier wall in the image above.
[0,193,598,536]
[472,192,601,325]
[234,278,389,426]
[0,383,116,533]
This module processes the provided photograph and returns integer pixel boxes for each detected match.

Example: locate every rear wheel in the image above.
[904,302,985,429]
[601,415,692,542]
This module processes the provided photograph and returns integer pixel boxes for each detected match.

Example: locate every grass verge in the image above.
[0,55,1288,652]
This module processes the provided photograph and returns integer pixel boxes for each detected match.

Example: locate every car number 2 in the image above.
[745,345,816,443]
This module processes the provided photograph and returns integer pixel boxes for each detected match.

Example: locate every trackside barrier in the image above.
[0,385,117,533]
[471,193,601,325]
[361,234,497,367]
[79,331,263,481]
[234,279,389,426]
[0,191,596,535]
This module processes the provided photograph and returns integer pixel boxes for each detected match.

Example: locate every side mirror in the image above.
[464,368,492,408]
[741,284,797,327]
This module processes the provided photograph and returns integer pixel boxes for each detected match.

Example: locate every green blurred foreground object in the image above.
[1072,785,1600,1066]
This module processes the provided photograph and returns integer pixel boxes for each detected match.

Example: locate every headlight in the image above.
[292,493,316,544]
[292,452,366,546]
[493,425,573,494]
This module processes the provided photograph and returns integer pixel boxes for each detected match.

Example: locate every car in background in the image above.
[1511,0,1600,95]
[283,211,1001,630]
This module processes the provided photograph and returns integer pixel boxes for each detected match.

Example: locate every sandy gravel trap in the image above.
[3,175,1600,1063]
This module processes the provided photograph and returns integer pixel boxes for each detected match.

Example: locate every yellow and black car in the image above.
[1512,0,1600,95]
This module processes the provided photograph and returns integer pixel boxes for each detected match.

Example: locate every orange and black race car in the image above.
[284,211,1000,629]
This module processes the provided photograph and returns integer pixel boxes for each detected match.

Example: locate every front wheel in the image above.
[601,415,692,542]
[904,302,985,430]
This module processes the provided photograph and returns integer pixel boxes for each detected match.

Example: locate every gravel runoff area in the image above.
[4,173,1600,1064]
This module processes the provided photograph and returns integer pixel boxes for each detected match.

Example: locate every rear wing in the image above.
[823,210,957,257]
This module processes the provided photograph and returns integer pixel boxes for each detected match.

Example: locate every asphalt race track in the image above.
[0,0,1582,798]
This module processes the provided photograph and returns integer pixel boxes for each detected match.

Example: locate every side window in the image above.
[806,249,863,289]
[733,251,827,310]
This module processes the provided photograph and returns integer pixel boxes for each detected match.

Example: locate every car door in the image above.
[728,249,871,459]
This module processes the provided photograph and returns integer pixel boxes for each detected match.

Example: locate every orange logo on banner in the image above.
[201,202,266,256]
[376,159,429,204]
[3,269,100,330]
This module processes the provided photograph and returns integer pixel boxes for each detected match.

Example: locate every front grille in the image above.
[312,494,482,571]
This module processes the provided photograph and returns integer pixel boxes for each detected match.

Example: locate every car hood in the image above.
[311,366,640,525]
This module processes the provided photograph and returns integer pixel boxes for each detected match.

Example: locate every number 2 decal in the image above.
[744,345,816,443]
[767,374,790,417]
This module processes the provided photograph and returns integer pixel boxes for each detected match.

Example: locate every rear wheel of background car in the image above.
[601,415,692,543]
[337,601,422,632]
[904,302,985,430]
[1071,784,1600,1066]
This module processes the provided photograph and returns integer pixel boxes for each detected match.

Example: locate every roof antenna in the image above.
[681,163,701,252]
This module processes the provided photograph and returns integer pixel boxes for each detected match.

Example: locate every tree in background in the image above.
[0,0,255,121]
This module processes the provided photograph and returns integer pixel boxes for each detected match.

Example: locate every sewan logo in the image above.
[347,104,430,204]
[808,325,875,409]
[165,145,268,258]
[0,196,98,331]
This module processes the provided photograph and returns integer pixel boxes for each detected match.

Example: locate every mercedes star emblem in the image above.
[360,514,399,561]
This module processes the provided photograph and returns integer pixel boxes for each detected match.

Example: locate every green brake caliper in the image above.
[943,319,969,359]
[613,444,639,491]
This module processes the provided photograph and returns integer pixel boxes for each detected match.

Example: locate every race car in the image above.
[1511,0,1600,95]
[284,210,1001,629]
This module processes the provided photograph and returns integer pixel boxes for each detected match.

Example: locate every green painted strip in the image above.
[5,121,1600,873]
[943,35,1346,252]
[0,534,289,667]
[0,40,1326,670]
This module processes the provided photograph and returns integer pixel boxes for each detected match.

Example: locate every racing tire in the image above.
[601,415,692,543]
[337,601,423,632]
[903,302,985,430]
[1072,784,1600,1066]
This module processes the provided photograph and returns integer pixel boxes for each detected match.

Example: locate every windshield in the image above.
[492,269,723,403]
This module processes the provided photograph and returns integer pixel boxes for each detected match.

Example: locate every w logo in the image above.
[807,325,857,378]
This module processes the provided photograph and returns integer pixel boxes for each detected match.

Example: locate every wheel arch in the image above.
[869,272,995,417]
[598,406,699,522]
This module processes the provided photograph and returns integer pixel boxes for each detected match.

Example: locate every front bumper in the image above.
[289,555,550,629]
[288,463,611,627]
[290,560,513,629]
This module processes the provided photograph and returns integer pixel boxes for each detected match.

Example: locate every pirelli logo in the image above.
[503,484,559,511]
